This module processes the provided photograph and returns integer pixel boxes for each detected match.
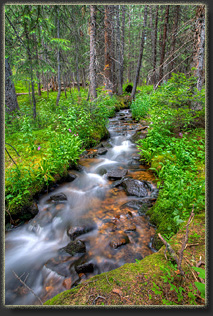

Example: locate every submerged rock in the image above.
[67,225,96,240]
[45,250,84,278]
[97,148,108,155]
[109,232,130,249]
[121,200,145,210]
[62,240,86,256]
[121,179,148,197]
[48,192,67,203]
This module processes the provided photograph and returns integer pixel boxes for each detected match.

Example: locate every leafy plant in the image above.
[192,267,205,299]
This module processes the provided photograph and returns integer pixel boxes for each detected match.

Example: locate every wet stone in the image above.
[109,232,130,249]
[130,131,147,143]
[97,167,107,176]
[109,179,124,188]
[75,262,94,274]
[97,148,108,155]
[121,200,145,210]
[107,168,128,180]
[62,240,86,256]
[48,192,67,203]
[124,224,137,232]
[45,250,83,278]
[138,204,149,216]
[121,179,148,197]
[67,225,96,241]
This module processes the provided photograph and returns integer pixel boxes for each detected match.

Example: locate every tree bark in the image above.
[153,5,159,88]
[121,5,125,87]
[23,10,36,119]
[56,6,61,106]
[169,5,180,78]
[89,5,97,100]
[159,5,170,85]
[194,5,205,91]
[104,5,113,96]
[5,58,19,114]
[127,8,131,82]
[131,5,148,100]
[116,5,122,95]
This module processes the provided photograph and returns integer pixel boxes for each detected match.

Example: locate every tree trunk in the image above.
[63,74,67,98]
[121,5,125,87]
[89,5,97,100]
[111,6,116,94]
[153,5,159,88]
[23,9,36,118]
[116,5,122,95]
[131,5,148,100]
[5,58,19,114]
[194,5,205,91]
[158,5,170,85]
[127,9,131,82]
[104,5,113,96]
[169,5,180,78]
[82,68,86,89]
[56,6,61,106]
[75,44,80,94]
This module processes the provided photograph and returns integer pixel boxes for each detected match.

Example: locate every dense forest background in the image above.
[5,4,205,113]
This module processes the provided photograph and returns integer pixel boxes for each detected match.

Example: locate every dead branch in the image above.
[184,243,199,249]
[5,143,20,156]
[5,208,15,225]
[178,208,194,273]
[92,295,106,305]
[158,233,184,275]
[12,270,43,305]
[5,147,17,166]
[106,274,111,285]
[158,208,195,276]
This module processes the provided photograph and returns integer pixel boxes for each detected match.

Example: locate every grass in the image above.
[5,81,130,223]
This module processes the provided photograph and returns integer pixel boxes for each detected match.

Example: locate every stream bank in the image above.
[5,107,159,306]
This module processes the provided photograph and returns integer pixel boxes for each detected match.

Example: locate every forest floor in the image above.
[44,211,206,307]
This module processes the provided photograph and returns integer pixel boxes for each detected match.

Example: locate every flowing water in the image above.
[5,109,158,306]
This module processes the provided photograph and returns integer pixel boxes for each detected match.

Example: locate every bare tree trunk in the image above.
[153,5,159,88]
[104,5,113,96]
[56,6,61,106]
[131,5,148,100]
[116,5,122,95]
[194,5,205,91]
[82,68,86,88]
[121,5,125,88]
[33,32,41,96]
[89,5,97,100]
[169,5,180,78]
[5,58,19,114]
[111,6,116,94]
[28,81,32,105]
[63,74,67,98]
[127,7,132,82]
[159,5,170,85]
[75,43,80,94]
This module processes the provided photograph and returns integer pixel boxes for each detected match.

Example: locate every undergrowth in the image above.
[130,72,205,240]
[5,84,125,222]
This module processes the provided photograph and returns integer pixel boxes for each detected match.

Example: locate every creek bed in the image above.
[5,109,158,305]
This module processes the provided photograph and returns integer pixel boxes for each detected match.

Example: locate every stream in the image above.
[5,109,158,306]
